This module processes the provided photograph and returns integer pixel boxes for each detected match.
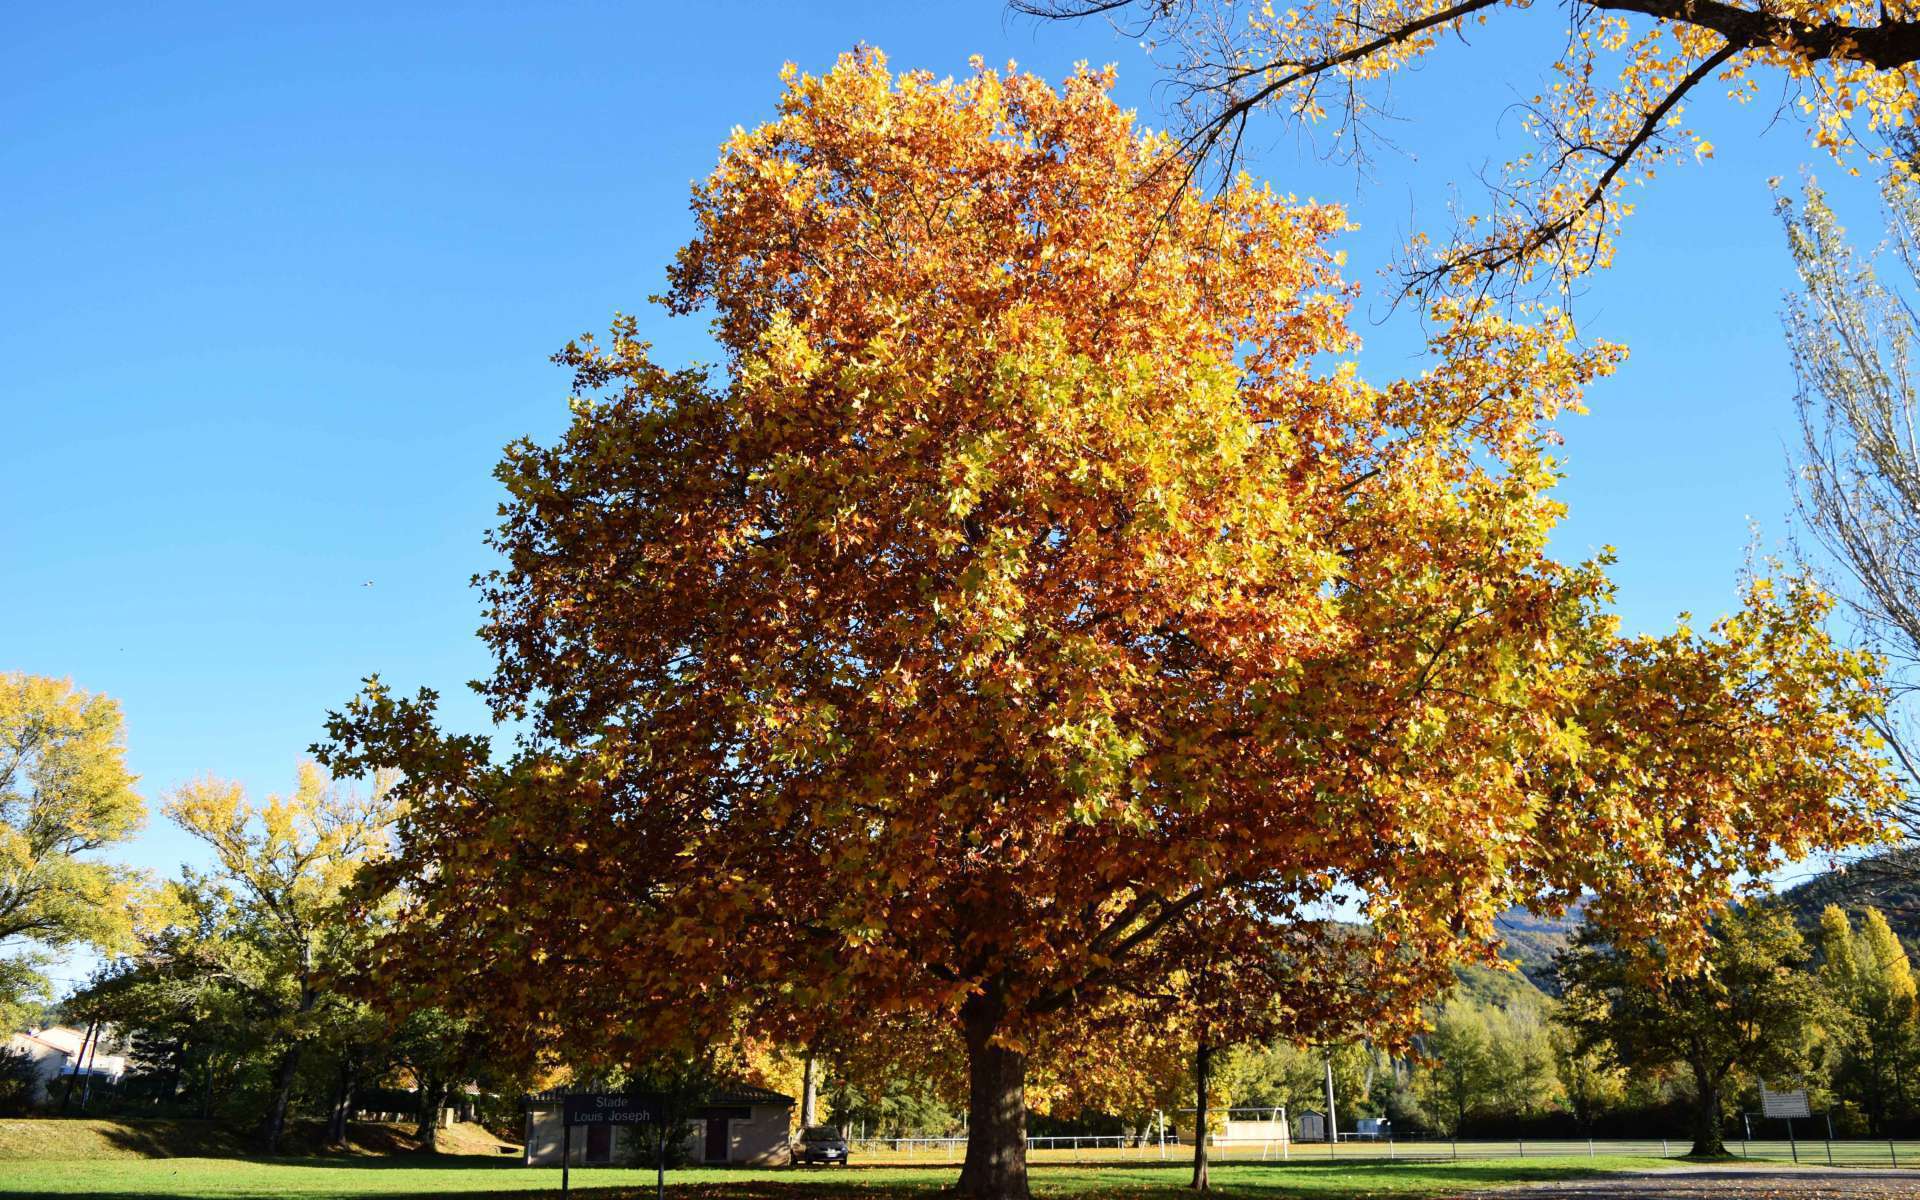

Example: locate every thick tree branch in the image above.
[1593,0,1920,68]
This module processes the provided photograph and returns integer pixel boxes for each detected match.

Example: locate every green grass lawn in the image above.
[0,1155,1678,1199]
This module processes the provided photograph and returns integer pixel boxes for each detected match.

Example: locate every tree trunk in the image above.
[1688,1061,1726,1157]
[327,1061,355,1146]
[416,1077,447,1152]
[263,1045,300,1155]
[162,1037,185,1105]
[956,985,1028,1200]
[801,1051,819,1128]
[1191,1041,1213,1192]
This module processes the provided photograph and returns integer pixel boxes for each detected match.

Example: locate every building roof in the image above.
[525,1081,794,1109]
[708,1082,794,1106]
[16,1027,86,1057]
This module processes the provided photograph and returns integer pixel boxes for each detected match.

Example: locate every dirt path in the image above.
[1479,1164,1920,1199]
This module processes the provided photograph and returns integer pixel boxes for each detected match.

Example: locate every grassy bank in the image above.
[0,1118,514,1162]
[0,1119,248,1161]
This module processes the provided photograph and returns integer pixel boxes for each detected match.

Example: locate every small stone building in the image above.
[523,1084,794,1167]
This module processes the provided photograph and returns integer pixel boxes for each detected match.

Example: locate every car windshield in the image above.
[802,1127,840,1140]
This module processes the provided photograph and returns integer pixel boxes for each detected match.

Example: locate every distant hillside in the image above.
[1453,856,1920,1010]
[1432,908,1585,1012]
[1493,905,1583,995]
[1780,848,1920,948]
[1453,962,1555,1014]
[1494,907,1580,964]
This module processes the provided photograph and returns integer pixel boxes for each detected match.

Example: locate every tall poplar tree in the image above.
[1779,177,1920,833]
[1818,905,1920,1132]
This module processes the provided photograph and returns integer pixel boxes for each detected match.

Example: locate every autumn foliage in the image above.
[319,52,1895,1199]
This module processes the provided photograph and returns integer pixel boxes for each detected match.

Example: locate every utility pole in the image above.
[79,1028,102,1106]
[1323,1050,1338,1145]
[59,1019,97,1114]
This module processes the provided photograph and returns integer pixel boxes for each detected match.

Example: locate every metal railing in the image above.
[1733,1138,1916,1167]
[841,1135,1920,1168]
[849,1135,1175,1162]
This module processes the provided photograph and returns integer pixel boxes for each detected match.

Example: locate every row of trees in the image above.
[595,899,1920,1158]
[824,901,1918,1158]
[0,707,503,1152]
[23,693,1917,1163]
[1212,903,1920,1152]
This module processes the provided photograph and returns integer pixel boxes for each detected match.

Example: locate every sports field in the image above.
[0,1154,1674,1199]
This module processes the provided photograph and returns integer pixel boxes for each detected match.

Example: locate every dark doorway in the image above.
[585,1124,613,1164]
[704,1116,729,1162]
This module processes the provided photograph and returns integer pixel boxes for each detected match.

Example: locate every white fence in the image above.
[849,1135,1161,1162]
[842,1135,1920,1168]
[1733,1139,1918,1167]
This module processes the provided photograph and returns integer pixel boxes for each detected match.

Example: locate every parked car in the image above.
[792,1125,851,1165]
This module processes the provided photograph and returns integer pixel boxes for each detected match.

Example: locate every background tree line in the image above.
[8,683,1920,1160]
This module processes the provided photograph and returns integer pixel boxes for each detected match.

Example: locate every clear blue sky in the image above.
[3,2,1874,989]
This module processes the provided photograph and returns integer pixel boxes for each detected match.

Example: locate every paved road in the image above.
[1476,1165,1920,1199]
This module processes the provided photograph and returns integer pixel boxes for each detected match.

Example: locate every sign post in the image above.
[557,1093,671,1198]
[1761,1083,1810,1164]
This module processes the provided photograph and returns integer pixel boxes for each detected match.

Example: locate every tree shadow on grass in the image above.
[90,1119,247,1159]
[254,1155,533,1170]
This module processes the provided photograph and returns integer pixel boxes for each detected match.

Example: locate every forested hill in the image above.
[1780,848,1920,947]
[1431,908,1581,1010]
[1492,906,1583,996]
[1457,855,1920,1012]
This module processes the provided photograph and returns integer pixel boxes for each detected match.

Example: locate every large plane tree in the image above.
[319,52,1895,1200]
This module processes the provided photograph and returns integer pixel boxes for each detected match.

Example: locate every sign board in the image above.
[562,1092,668,1126]
[1760,1083,1811,1119]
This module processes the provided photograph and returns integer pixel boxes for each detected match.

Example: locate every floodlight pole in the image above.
[1323,1052,1338,1145]
[562,1120,571,1195]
